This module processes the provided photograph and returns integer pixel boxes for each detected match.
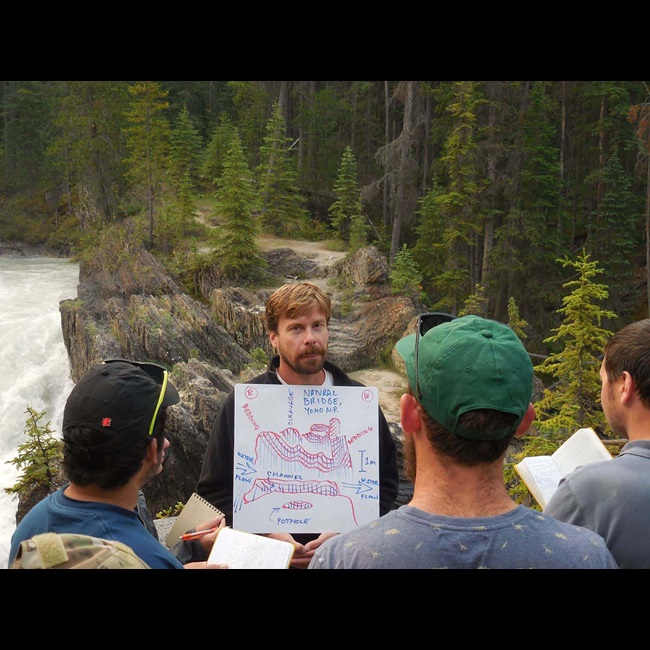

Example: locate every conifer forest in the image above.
[1,80,649,359]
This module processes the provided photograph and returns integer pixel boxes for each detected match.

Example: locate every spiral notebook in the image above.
[164,493,224,548]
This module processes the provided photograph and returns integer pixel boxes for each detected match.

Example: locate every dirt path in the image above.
[256,235,348,267]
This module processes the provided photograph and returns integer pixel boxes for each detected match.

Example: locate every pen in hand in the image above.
[181,526,219,541]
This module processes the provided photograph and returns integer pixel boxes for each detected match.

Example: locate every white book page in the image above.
[518,456,563,508]
[208,527,294,569]
[551,428,612,477]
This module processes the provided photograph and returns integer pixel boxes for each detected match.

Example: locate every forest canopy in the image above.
[1,80,649,357]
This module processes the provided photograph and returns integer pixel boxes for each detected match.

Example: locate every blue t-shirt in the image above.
[8,486,183,569]
[309,504,618,569]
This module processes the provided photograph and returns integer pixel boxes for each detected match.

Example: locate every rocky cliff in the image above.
[52,237,418,518]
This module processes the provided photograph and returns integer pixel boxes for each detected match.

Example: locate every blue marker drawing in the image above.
[233,384,380,534]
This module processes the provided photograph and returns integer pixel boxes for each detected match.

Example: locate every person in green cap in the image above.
[309,314,617,569]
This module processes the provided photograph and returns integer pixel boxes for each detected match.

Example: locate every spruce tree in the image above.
[211,128,266,281]
[257,101,309,237]
[592,153,642,320]
[414,81,486,313]
[459,284,489,317]
[48,80,130,228]
[389,244,424,303]
[490,81,564,335]
[329,145,367,250]
[170,104,202,189]
[165,105,203,241]
[507,296,528,342]
[533,249,617,438]
[123,81,171,248]
[4,407,63,498]
[201,113,236,187]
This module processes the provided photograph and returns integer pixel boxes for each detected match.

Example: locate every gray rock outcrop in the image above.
[49,239,417,519]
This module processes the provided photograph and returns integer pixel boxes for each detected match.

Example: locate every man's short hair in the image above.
[265,282,332,333]
[604,319,650,408]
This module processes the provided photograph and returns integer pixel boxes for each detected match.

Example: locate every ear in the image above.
[514,403,536,438]
[268,330,278,351]
[144,438,158,462]
[620,371,635,404]
[400,393,422,434]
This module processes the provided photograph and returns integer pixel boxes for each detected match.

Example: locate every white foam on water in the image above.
[0,257,79,567]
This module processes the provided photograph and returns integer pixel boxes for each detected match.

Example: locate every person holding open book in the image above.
[196,282,399,569]
[544,318,650,569]
[309,315,617,569]
[7,359,227,569]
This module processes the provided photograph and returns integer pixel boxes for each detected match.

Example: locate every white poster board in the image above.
[233,384,380,535]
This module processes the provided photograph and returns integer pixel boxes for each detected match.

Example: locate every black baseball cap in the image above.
[62,359,180,453]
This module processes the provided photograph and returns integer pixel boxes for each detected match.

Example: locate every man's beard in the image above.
[403,432,416,483]
[143,451,165,485]
[281,344,326,377]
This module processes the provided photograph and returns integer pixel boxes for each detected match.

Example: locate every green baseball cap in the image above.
[395,315,533,440]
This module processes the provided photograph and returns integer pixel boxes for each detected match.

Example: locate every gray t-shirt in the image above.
[309,504,617,569]
[544,439,650,569]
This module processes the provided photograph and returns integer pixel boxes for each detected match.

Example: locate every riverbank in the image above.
[0,242,68,257]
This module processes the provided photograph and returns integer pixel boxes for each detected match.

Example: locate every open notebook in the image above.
[208,527,295,569]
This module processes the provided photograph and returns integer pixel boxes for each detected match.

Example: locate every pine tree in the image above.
[507,296,528,342]
[123,81,171,248]
[329,145,367,249]
[459,284,489,317]
[4,407,63,497]
[592,153,642,320]
[414,81,487,313]
[170,104,202,189]
[201,113,236,186]
[257,101,309,237]
[533,249,617,438]
[211,128,266,281]
[166,105,203,241]
[48,80,130,228]
[349,213,369,253]
[490,81,564,334]
[389,244,424,303]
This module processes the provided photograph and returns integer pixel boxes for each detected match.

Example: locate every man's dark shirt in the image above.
[196,356,400,544]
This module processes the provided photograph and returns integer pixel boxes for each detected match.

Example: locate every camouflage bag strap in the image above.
[28,532,69,568]
[12,532,150,569]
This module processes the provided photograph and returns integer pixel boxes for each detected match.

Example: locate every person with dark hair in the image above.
[545,318,650,568]
[8,359,226,569]
[309,315,617,569]
[196,282,399,568]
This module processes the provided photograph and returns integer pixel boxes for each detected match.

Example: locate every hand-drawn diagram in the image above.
[233,384,380,534]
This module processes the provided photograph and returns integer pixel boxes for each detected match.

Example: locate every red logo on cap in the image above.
[102,417,112,428]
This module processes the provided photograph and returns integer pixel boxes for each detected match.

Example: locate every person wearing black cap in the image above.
[309,315,617,569]
[7,359,226,569]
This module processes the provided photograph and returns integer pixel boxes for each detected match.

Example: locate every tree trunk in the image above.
[390,81,422,264]
[647,152,650,316]
[383,81,390,232]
